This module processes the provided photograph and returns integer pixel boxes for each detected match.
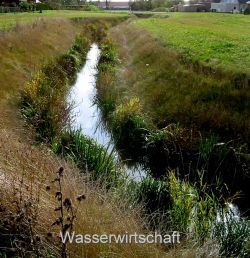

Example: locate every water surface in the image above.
[68,43,146,181]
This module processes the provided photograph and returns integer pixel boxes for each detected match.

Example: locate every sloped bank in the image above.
[94,35,250,258]
[95,26,250,216]
[20,19,125,187]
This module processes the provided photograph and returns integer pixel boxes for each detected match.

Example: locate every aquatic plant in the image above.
[52,130,120,188]
[214,208,250,257]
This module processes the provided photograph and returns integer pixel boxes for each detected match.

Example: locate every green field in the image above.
[134,13,250,74]
[0,10,128,30]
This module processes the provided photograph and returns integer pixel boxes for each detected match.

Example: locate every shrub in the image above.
[83,4,102,12]
[36,3,52,10]
[19,2,31,11]
[152,7,169,12]
[244,8,250,15]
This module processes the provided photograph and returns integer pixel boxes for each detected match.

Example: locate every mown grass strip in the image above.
[134,13,250,75]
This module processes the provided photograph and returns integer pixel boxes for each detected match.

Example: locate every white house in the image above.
[211,0,248,13]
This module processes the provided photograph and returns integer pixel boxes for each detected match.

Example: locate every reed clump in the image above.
[112,97,148,157]
[52,130,121,188]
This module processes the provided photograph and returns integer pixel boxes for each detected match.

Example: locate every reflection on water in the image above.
[68,43,112,147]
[68,43,146,181]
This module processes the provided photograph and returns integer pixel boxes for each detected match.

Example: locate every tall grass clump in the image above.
[214,208,250,257]
[20,70,70,142]
[112,97,148,158]
[52,130,121,188]
[145,124,194,176]
[167,171,250,257]
[168,171,220,243]
[95,38,119,120]
[135,176,169,214]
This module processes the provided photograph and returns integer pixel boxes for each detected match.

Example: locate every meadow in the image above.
[0,10,128,30]
[134,13,250,74]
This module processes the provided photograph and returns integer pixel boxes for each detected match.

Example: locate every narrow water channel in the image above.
[68,43,146,181]
[68,44,112,148]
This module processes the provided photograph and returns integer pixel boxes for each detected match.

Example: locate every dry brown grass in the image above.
[0,18,79,106]
[0,128,173,257]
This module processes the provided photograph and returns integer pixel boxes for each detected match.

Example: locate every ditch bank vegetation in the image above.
[96,21,250,213]
[1,16,249,257]
[18,24,250,256]
[96,21,250,257]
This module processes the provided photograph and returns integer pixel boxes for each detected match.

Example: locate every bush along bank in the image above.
[95,37,250,214]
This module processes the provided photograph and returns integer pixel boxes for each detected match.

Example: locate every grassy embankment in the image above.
[0,13,249,257]
[133,13,250,142]
[95,16,250,209]
[0,15,173,258]
[95,29,250,257]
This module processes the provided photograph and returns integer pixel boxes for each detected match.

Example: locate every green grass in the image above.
[134,13,250,74]
[110,20,250,145]
[52,130,121,187]
[0,10,128,30]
